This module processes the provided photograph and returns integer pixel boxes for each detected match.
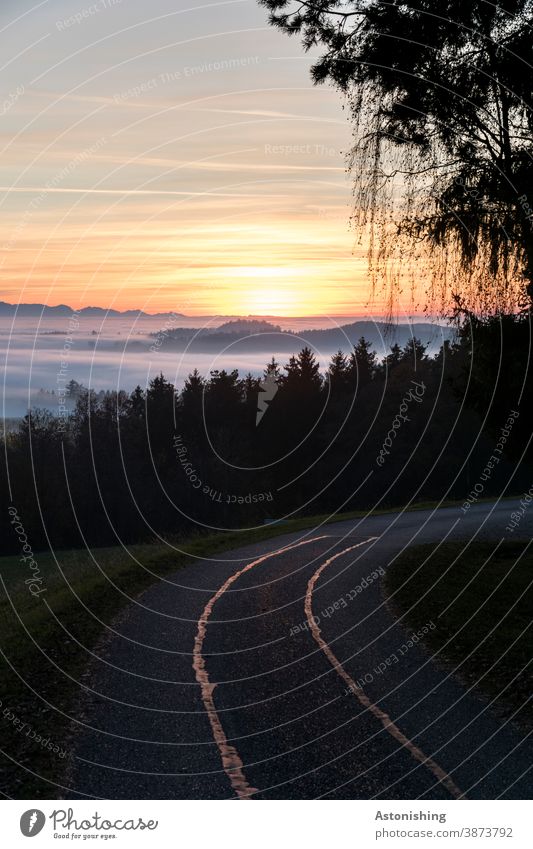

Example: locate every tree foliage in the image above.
[259,0,533,314]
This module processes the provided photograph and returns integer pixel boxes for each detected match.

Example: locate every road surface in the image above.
[67,500,532,799]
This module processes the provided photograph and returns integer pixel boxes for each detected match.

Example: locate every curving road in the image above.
[68,501,532,800]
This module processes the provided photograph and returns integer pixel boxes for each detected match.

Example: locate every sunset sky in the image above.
[0,0,374,317]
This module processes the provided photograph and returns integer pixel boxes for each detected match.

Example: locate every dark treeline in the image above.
[1,316,531,553]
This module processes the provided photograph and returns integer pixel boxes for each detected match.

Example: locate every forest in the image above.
[1,314,531,554]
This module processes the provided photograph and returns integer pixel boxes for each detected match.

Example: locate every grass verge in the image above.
[385,539,532,729]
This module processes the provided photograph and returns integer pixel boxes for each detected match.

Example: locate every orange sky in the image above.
[0,0,378,317]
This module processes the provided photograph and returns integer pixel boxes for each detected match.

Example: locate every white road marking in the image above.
[304,539,464,800]
[193,534,330,798]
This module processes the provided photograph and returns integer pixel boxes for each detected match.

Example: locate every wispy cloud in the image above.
[0,186,290,198]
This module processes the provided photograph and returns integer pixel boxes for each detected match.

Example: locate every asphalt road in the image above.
[68,501,532,799]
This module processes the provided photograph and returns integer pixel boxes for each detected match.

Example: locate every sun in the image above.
[245,286,298,316]
[224,267,301,315]
[216,265,326,316]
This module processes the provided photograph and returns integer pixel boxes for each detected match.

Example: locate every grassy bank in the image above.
[385,539,532,729]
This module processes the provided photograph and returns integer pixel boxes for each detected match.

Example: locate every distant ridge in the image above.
[0,302,454,352]
[149,317,455,354]
[0,301,444,324]
[0,301,185,319]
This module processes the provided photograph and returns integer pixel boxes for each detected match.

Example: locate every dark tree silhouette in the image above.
[327,349,350,396]
[349,336,377,387]
[455,313,532,461]
[206,369,242,424]
[401,337,428,370]
[180,369,204,422]
[263,356,281,380]
[126,385,146,420]
[259,0,533,314]
[242,372,262,426]
[382,342,402,375]
[282,346,323,396]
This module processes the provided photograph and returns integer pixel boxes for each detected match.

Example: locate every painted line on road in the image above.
[304,539,464,800]
[193,534,330,799]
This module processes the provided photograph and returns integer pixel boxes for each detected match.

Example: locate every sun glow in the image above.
[231,266,300,279]
[244,285,298,316]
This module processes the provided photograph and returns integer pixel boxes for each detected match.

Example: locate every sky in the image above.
[0,0,372,317]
